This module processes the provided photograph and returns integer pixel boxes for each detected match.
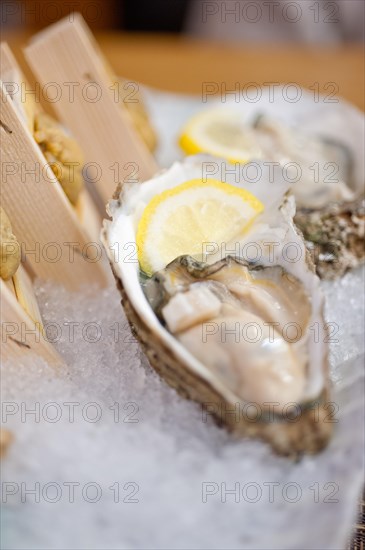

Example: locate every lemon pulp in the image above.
[136,178,264,276]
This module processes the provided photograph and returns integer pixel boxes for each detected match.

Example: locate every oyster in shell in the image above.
[102,157,332,456]
[180,108,364,278]
[250,115,365,278]
[144,256,312,409]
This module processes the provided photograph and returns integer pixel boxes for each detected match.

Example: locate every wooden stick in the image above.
[0,82,107,290]
[24,14,158,205]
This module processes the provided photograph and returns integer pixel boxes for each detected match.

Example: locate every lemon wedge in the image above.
[137,178,264,276]
[179,108,261,164]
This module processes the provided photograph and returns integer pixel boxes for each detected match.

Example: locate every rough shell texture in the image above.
[295,197,365,279]
[110,261,333,457]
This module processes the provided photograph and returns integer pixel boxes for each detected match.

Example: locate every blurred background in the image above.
[1,0,364,42]
[0,0,364,112]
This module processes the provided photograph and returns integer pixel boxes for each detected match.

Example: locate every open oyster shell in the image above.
[294,197,365,279]
[249,115,365,279]
[102,157,332,456]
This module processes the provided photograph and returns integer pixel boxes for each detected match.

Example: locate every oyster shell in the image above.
[102,157,332,456]
[295,198,365,279]
[249,114,365,278]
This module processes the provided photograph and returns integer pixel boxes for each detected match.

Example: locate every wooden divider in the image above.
[24,13,158,205]
[0,82,107,289]
[0,42,108,364]
[0,41,103,242]
[1,276,62,366]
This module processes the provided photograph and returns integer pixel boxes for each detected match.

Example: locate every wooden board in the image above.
[0,41,36,132]
[24,14,158,205]
[0,82,107,289]
[0,277,62,366]
[0,42,104,243]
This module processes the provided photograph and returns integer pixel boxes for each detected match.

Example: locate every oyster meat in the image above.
[144,256,312,409]
[103,157,332,456]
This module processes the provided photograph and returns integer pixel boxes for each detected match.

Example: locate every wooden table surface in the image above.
[3,31,365,112]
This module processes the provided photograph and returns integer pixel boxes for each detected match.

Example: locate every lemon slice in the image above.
[137,178,264,276]
[179,108,261,164]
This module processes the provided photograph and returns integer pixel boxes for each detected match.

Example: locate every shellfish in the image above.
[102,157,332,456]
[250,115,365,278]
[179,108,364,278]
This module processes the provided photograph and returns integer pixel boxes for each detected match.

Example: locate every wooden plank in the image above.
[0,41,21,79]
[0,82,107,289]
[0,278,62,366]
[0,42,106,364]
[12,264,44,328]
[24,14,158,205]
[0,42,104,246]
[0,258,53,364]
[76,188,103,243]
[0,41,37,132]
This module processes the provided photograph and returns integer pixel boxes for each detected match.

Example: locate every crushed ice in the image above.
[1,267,364,549]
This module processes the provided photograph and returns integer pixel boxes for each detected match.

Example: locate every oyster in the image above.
[144,256,312,408]
[250,116,351,200]
[249,114,364,278]
[294,198,365,279]
[180,108,364,278]
[102,157,332,456]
